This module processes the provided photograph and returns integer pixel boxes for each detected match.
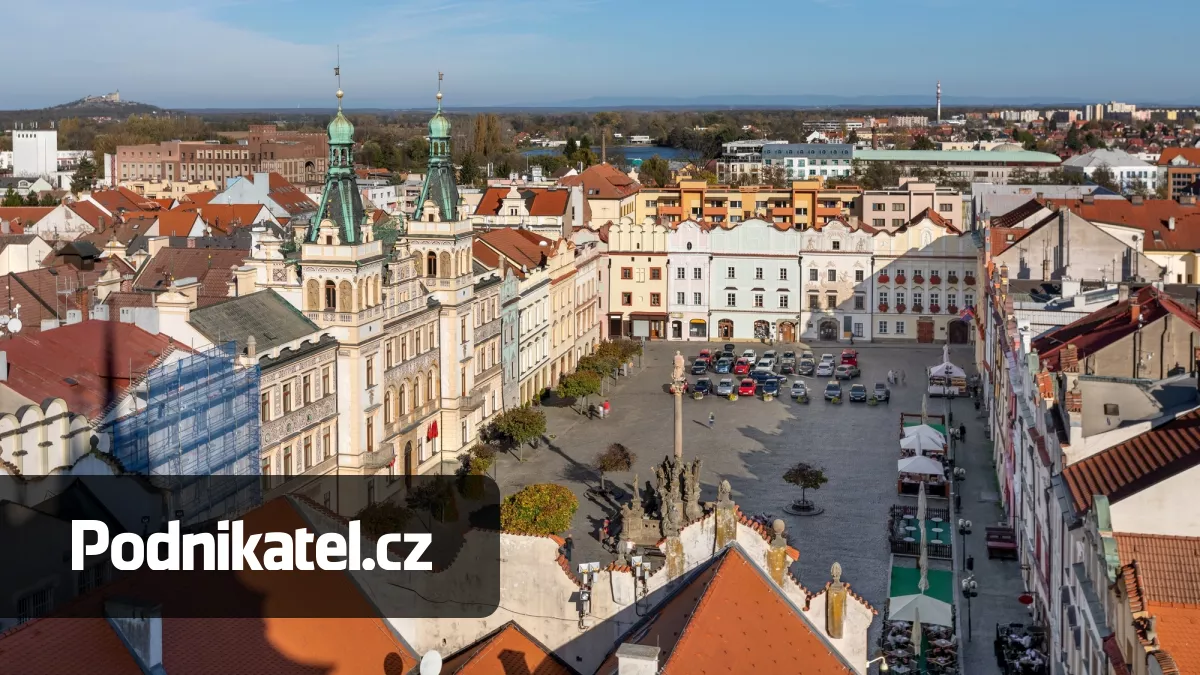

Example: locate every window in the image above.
[730,200,742,208]
[322,366,331,395]
[809,268,818,281]
[879,291,889,305]
[853,322,863,337]
[913,292,923,307]
[650,267,662,280]
[965,293,975,307]
[366,357,375,387]
[621,292,632,306]
[778,295,789,309]
[621,267,633,280]
[727,293,737,307]
[366,418,374,453]
[913,269,923,279]
[727,266,736,278]
[855,269,864,282]
[873,218,885,227]
[16,587,52,625]
[284,446,293,474]
[694,292,702,305]
[385,343,393,369]
[261,392,271,422]
[872,203,885,212]
[892,218,904,227]
[827,269,837,282]
[826,294,837,309]
[755,267,764,280]
[323,427,332,459]
[896,291,907,306]
[878,320,889,334]
[930,269,940,279]
[693,267,702,279]
[304,436,313,469]
[892,203,905,211]
[939,203,953,212]
[302,375,312,404]
[931,292,940,306]
[677,292,686,304]
[779,268,788,280]
[754,294,764,308]
[1104,403,1120,415]
[283,384,292,413]
[832,240,841,250]
[650,293,661,306]
[676,267,686,279]
[895,321,906,335]
[948,292,957,307]
[808,293,819,309]
[854,295,865,310]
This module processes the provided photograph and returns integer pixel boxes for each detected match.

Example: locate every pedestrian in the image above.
[901,369,907,385]
[562,534,574,562]
[959,422,967,441]
[603,400,611,419]
[600,519,610,547]
[888,369,895,385]
[974,398,981,411]
[708,412,716,429]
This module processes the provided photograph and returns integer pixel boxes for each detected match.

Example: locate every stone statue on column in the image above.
[672,350,685,459]
[683,459,703,521]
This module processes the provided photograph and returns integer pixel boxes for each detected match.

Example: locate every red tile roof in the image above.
[475,228,555,271]
[557,163,640,200]
[89,187,153,214]
[1157,148,1200,167]
[598,545,853,675]
[438,621,575,675]
[1063,407,1200,513]
[155,211,203,237]
[133,247,247,302]
[1034,286,1200,372]
[475,186,571,217]
[0,265,103,335]
[0,320,181,419]
[1046,198,1200,251]
[0,207,52,231]
[1115,533,1200,605]
[181,190,217,206]
[1144,605,1200,675]
[244,172,318,215]
[67,200,109,230]
[990,225,1041,256]
[990,199,1046,228]
[0,498,417,675]
[178,204,270,233]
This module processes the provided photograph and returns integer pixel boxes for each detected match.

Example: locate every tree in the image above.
[355,501,412,540]
[1065,126,1083,152]
[910,135,936,151]
[39,192,59,206]
[2,188,22,207]
[856,160,902,190]
[71,155,97,193]
[594,443,635,492]
[1091,165,1120,192]
[556,370,602,415]
[458,153,481,186]
[847,129,860,144]
[500,484,578,535]
[1007,168,1040,185]
[763,164,789,188]
[783,462,828,509]
[406,477,458,524]
[639,154,671,188]
[491,405,547,461]
[1130,177,1150,198]
[23,192,41,206]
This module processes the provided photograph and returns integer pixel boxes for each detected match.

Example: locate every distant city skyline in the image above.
[3,0,1199,110]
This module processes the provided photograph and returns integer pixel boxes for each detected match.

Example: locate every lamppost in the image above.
[961,575,979,641]
[957,518,972,570]
[866,649,891,672]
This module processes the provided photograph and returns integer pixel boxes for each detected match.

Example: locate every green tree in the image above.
[1065,126,1083,152]
[856,160,903,190]
[1084,132,1102,149]
[500,484,578,535]
[910,135,936,151]
[1007,168,1040,185]
[491,405,547,461]
[1091,165,1119,192]
[1130,177,1150,198]
[24,192,41,206]
[355,501,411,540]
[1,189,21,207]
[783,462,829,509]
[639,154,671,188]
[71,155,97,193]
[556,370,602,415]
[763,164,789,188]
[847,129,860,144]
[594,443,636,492]
[39,192,59,206]
[458,153,481,186]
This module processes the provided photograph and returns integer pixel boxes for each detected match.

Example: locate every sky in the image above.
[3,0,1200,110]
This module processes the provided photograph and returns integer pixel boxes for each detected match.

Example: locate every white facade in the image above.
[761,143,855,180]
[798,220,874,342]
[516,268,551,403]
[1062,149,1157,192]
[13,130,58,178]
[667,220,711,340]
[708,219,802,342]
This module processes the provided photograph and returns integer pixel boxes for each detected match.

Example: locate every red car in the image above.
[840,349,859,367]
[737,378,757,396]
[733,358,752,375]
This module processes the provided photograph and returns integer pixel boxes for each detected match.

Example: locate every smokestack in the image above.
[937,80,942,123]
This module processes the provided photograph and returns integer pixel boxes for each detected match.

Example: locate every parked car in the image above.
[714,358,733,374]
[699,348,712,361]
[694,378,712,396]
[733,358,752,375]
[761,378,781,397]
[819,353,835,365]
[873,382,891,402]
[816,362,835,378]
[781,350,796,362]
[738,378,758,396]
[824,381,842,401]
[848,383,868,402]
[834,364,861,380]
[741,348,757,362]
[755,358,775,372]
[798,360,815,376]
[763,350,777,361]
[840,349,859,367]
[801,351,814,362]
[774,373,788,386]
[715,378,735,396]
[691,359,708,375]
[779,362,796,376]
[723,343,736,353]
[718,350,736,362]
[790,381,808,398]
[750,369,774,384]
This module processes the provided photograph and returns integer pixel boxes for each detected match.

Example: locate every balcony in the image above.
[385,348,440,386]
[657,205,683,216]
[304,304,385,327]
[358,445,396,470]
[384,402,439,441]
[459,392,485,412]
[702,206,728,218]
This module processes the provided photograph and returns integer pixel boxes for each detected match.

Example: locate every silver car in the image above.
[715,378,735,396]
[816,362,835,377]
[790,381,808,398]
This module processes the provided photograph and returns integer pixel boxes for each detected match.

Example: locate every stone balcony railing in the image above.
[458,392,485,412]
[384,402,439,441]
[304,304,384,327]
[476,317,501,342]
[260,394,337,447]
[356,445,397,471]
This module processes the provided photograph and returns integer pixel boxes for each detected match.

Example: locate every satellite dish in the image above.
[419,650,443,675]
[6,318,21,334]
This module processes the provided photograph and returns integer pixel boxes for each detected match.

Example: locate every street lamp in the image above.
[961,574,979,642]
[957,518,972,570]
[866,649,890,672]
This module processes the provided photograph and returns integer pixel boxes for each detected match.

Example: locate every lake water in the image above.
[522,145,686,165]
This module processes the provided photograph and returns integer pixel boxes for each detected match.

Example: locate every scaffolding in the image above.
[111,342,261,522]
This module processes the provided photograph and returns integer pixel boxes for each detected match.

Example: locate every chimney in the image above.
[0,352,7,381]
[1082,193,1095,205]
[1060,344,1080,373]
[1131,292,1142,324]
[765,519,789,585]
[246,334,257,358]
[120,274,134,293]
[614,644,659,675]
[1131,194,1144,206]
[98,214,106,231]
[1064,383,1083,413]
[145,235,170,261]
[170,276,201,307]
[825,562,848,639]
[1168,216,1176,231]
[105,600,163,673]
[1118,282,1131,303]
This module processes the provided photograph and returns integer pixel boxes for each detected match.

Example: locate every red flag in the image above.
[427,420,439,440]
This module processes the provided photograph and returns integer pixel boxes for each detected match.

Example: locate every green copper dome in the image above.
[428,91,450,138]
[327,90,355,145]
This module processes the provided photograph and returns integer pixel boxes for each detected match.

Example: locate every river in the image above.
[521,145,686,166]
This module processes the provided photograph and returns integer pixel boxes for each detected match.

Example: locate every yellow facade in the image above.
[636,179,858,231]
[121,178,219,200]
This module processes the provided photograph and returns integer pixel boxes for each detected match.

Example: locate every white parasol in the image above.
[901,433,945,455]
[889,593,953,626]
[917,481,929,593]
[905,424,946,444]
[898,455,945,476]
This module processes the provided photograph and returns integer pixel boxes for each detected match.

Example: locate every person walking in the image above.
[600,519,610,549]
[959,422,967,441]
[888,369,895,385]
[708,412,716,429]
[602,400,611,419]
[901,369,907,385]
[562,534,574,562]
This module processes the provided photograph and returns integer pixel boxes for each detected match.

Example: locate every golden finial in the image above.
[436,71,444,101]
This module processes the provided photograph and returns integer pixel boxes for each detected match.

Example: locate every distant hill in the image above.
[1,95,166,130]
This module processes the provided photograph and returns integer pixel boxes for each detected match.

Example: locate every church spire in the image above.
[307,63,367,244]
[413,72,460,223]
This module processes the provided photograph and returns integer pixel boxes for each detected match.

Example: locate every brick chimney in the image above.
[615,644,659,675]
[1060,344,1080,373]
[1064,384,1083,413]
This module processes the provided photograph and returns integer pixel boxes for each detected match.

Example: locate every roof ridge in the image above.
[658,547,735,670]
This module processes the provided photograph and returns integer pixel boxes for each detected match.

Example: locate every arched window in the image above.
[324,280,336,310]
[384,390,393,424]
[398,383,408,416]
[414,379,423,407]
[440,252,452,279]
[426,252,438,277]
[337,281,352,312]
[428,370,438,399]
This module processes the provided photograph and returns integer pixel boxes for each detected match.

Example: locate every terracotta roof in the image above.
[475,186,571,217]
[150,197,175,209]
[1034,286,1200,372]
[88,187,152,214]
[0,320,180,419]
[1144,605,1200,675]
[1157,148,1200,167]
[0,207,52,230]
[182,190,217,206]
[471,240,502,271]
[990,199,1046,228]
[1115,533,1200,605]
[557,163,640,200]
[1046,198,1200,251]
[0,264,103,335]
[67,200,109,230]
[475,228,554,271]
[438,621,577,675]
[101,291,154,312]
[244,172,318,215]
[598,545,853,675]
[0,498,417,675]
[133,247,248,301]
[990,225,1041,256]
[155,211,202,237]
[1063,407,1200,513]
[906,207,961,234]
[179,204,271,233]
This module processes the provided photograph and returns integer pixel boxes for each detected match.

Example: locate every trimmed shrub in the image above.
[501,483,578,536]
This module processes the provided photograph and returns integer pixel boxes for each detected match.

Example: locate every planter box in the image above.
[895,275,907,284]
[930,304,941,314]
[948,306,959,315]
[930,276,942,285]
[896,304,907,313]
[913,276,925,285]
[878,274,890,283]
[912,305,924,314]
[965,276,976,285]
[948,276,959,285]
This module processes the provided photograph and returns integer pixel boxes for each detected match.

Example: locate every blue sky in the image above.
[3,0,1199,109]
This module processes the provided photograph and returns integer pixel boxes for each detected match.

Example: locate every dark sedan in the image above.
[760,378,781,397]
[694,378,712,396]
[798,360,815,376]
[848,383,868,402]
[714,358,733,374]
[691,359,709,375]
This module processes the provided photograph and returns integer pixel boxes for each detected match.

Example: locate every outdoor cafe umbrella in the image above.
[917,481,929,594]
[904,424,946,444]
[889,592,953,627]
[911,606,922,653]
[898,455,945,476]
[901,433,944,455]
